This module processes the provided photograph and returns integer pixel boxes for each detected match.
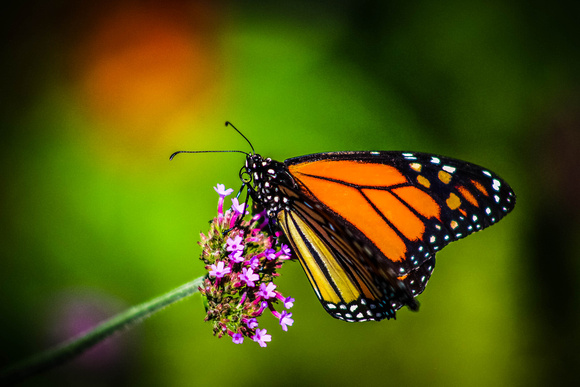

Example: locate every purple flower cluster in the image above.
[198,184,295,347]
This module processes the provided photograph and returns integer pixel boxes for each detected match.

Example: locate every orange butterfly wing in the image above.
[274,151,515,321]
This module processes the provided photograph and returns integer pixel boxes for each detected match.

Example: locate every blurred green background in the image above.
[1,1,579,386]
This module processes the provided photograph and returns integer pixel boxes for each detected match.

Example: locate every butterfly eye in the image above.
[239,168,252,184]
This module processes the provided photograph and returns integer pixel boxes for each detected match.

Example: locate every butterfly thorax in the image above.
[244,154,294,218]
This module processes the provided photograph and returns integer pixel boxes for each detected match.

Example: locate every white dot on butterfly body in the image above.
[443,165,456,173]
[492,179,501,191]
[431,157,441,164]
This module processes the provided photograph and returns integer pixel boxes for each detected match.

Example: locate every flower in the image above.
[208,262,230,279]
[214,184,234,197]
[231,197,249,215]
[226,235,244,253]
[231,333,244,344]
[229,250,244,263]
[214,184,234,217]
[258,282,277,299]
[198,185,295,347]
[239,267,260,287]
[252,328,272,347]
[279,244,292,259]
[245,318,258,329]
[265,248,277,261]
[247,256,260,269]
[283,296,295,309]
[278,311,294,331]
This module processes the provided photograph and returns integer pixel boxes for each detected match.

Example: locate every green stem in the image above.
[0,276,205,385]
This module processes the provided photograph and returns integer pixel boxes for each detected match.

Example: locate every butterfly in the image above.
[173,123,516,322]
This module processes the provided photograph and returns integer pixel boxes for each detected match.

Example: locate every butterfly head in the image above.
[243,153,293,219]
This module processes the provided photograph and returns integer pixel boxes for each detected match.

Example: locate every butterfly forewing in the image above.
[285,151,515,274]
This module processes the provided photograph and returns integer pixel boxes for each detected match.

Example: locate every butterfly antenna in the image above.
[169,149,248,160]
[225,121,256,155]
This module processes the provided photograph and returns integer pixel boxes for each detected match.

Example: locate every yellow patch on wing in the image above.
[410,163,422,172]
[446,193,461,210]
[438,170,452,184]
[417,175,431,188]
[279,210,375,304]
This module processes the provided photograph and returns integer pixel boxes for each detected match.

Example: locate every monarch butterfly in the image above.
[173,122,516,322]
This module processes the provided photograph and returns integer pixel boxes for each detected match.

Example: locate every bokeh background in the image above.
[1,1,579,386]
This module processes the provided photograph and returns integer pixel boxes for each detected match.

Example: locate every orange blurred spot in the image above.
[74,2,219,156]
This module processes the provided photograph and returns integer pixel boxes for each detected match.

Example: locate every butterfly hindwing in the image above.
[278,190,406,321]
